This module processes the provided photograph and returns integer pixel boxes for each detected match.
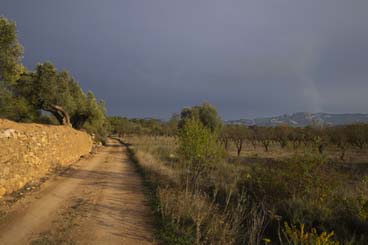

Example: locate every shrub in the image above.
[177,118,224,190]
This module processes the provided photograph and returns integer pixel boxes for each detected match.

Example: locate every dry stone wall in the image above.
[0,119,93,198]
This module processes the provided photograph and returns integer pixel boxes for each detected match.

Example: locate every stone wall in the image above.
[0,119,93,198]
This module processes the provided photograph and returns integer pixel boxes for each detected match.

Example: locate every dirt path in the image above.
[0,139,156,245]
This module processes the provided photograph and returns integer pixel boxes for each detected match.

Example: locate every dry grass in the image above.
[125,135,177,158]
[124,135,249,244]
[135,150,178,183]
[157,187,238,245]
[125,135,368,244]
[124,135,178,184]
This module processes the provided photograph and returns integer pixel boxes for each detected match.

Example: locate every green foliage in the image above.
[241,152,368,243]
[32,62,59,108]
[0,82,38,122]
[178,118,223,189]
[16,62,77,125]
[167,113,180,136]
[283,223,339,245]
[109,117,147,136]
[81,94,109,142]
[178,118,223,167]
[14,63,108,140]
[109,116,133,135]
[0,17,24,84]
[179,102,222,132]
[0,17,34,121]
[109,116,179,137]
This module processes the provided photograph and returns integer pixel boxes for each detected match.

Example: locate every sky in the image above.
[1,0,368,120]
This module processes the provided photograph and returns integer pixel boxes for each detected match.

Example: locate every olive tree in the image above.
[16,62,107,131]
[0,17,35,121]
[15,63,74,126]
[179,102,222,132]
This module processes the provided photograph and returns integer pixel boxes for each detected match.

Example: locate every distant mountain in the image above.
[227,112,368,127]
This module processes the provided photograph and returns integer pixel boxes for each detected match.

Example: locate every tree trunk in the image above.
[293,141,299,150]
[47,104,71,127]
[49,110,64,125]
[339,146,346,161]
[236,141,242,157]
[318,144,325,154]
[355,141,364,150]
[279,140,287,148]
[221,138,229,151]
[252,141,257,150]
[71,114,89,129]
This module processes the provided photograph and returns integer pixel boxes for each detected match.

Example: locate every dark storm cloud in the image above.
[1,0,367,119]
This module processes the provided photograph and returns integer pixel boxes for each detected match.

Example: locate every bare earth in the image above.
[0,139,156,245]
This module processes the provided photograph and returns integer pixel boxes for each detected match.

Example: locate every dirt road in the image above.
[0,139,156,244]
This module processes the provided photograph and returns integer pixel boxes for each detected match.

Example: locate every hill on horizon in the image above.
[227,112,368,127]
